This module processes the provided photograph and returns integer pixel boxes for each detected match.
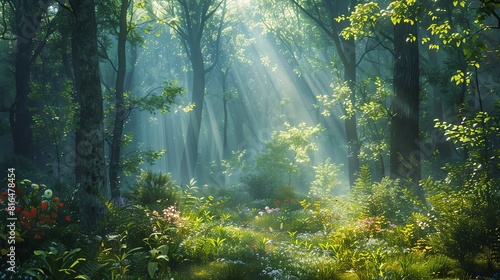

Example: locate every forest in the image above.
[0,0,499,279]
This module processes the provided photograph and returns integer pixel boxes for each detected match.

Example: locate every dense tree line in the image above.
[0,0,498,230]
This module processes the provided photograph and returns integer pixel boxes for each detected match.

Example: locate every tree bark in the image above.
[12,40,33,160]
[390,19,423,200]
[73,0,107,230]
[9,0,52,160]
[180,46,206,182]
[109,0,130,199]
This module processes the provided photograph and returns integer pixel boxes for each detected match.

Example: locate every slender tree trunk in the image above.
[74,0,107,230]
[390,19,423,200]
[180,47,206,182]
[222,83,229,159]
[71,0,82,183]
[109,0,129,199]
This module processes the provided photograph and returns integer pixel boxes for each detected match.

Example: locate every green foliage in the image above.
[240,172,280,200]
[120,148,166,177]
[427,112,500,274]
[339,2,381,40]
[144,243,170,278]
[29,80,78,182]
[353,166,416,223]
[129,81,185,115]
[29,80,78,150]
[242,123,323,200]
[309,158,342,197]
[98,233,145,280]
[128,170,179,211]
[24,242,88,280]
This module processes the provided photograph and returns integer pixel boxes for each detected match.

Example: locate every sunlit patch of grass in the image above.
[175,261,263,280]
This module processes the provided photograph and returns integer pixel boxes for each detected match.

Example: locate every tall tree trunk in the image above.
[74,0,107,230]
[390,19,423,200]
[9,0,50,161]
[109,0,129,199]
[222,72,229,159]
[343,36,361,187]
[12,40,33,160]
[329,0,360,186]
[180,47,205,182]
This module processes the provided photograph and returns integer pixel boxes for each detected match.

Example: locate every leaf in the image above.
[148,261,159,277]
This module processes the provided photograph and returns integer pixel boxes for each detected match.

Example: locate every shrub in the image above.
[128,169,179,211]
[353,166,417,224]
[428,112,500,275]
[240,173,279,200]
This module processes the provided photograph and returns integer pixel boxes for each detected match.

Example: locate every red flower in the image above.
[41,201,48,211]
[52,197,59,202]
[21,210,29,218]
[34,234,41,240]
[57,203,63,208]
[30,207,37,217]
[53,205,58,210]
[51,212,57,218]
[15,206,21,212]
[65,215,71,222]
[39,220,45,225]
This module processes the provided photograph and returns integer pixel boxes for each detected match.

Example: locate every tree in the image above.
[389,0,422,199]
[0,0,55,160]
[152,0,227,182]
[289,0,361,187]
[73,0,107,230]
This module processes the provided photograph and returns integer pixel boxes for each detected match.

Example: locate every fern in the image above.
[129,169,179,210]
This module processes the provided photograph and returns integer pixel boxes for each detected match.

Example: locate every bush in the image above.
[240,173,279,200]
[353,166,417,224]
[128,169,179,211]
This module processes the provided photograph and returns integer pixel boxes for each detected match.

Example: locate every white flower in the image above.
[43,189,53,198]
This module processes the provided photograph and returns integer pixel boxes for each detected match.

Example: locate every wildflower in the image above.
[21,210,29,218]
[43,189,53,198]
[41,201,48,211]
[53,197,59,202]
[51,212,57,218]
[39,220,45,225]
[30,207,37,218]
[65,215,71,222]
[57,203,63,208]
